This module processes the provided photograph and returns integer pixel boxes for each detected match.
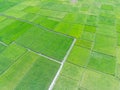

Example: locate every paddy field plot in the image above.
[0,0,120,90]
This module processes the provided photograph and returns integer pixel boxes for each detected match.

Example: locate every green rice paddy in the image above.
[0,0,120,90]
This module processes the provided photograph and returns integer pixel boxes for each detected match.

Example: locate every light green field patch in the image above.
[97,25,116,37]
[6,2,28,11]
[90,6,100,15]
[99,10,115,18]
[33,15,47,24]
[101,4,114,11]
[54,22,84,38]
[61,62,84,80]
[16,27,73,61]
[0,16,6,22]
[39,17,59,29]
[38,9,66,18]
[54,22,71,34]
[86,15,97,26]
[63,13,87,24]
[70,24,84,38]
[63,13,77,23]
[0,18,15,30]
[80,4,90,11]
[93,34,117,56]
[87,52,116,75]
[84,25,96,33]
[23,6,40,13]
[4,10,27,18]
[98,16,115,25]
[53,75,79,90]
[67,45,91,67]
[74,13,87,24]
[81,70,120,90]
[21,13,37,21]
[75,39,93,49]
[81,31,95,41]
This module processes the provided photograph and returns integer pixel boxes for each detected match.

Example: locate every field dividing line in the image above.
[62,38,76,64]
[0,41,8,46]
[27,49,61,64]
[48,38,76,90]
[12,42,61,64]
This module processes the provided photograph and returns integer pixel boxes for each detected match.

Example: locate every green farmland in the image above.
[0,0,120,90]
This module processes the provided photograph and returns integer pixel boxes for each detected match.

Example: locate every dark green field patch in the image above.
[16,27,73,61]
[0,19,33,44]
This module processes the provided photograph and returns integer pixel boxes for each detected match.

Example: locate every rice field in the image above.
[0,0,120,90]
